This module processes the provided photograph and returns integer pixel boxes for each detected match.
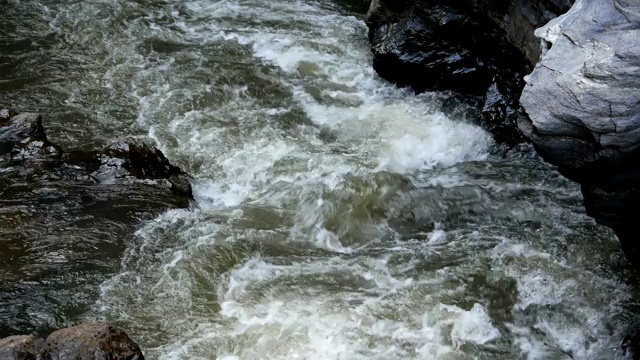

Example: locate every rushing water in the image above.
[2,0,640,358]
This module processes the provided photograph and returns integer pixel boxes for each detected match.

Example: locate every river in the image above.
[1,0,639,358]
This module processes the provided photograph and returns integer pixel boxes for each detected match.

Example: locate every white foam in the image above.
[81,0,632,359]
[450,303,501,347]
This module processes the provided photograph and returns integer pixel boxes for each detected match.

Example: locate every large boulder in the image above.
[39,323,144,360]
[366,0,524,95]
[518,0,640,270]
[0,336,38,360]
[364,0,574,144]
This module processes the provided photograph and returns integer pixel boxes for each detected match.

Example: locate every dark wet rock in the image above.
[92,139,193,198]
[364,0,573,144]
[518,0,640,271]
[480,69,527,144]
[623,323,640,360]
[465,0,575,66]
[0,110,192,200]
[366,0,509,95]
[39,323,144,360]
[0,335,38,360]
[0,111,192,335]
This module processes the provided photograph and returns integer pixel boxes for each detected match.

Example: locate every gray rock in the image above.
[519,0,640,270]
[0,336,38,360]
[0,108,16,122]
[520,0,640,169]
[39,323,144,360]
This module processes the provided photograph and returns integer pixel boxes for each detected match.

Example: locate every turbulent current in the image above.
[2,0,640,359]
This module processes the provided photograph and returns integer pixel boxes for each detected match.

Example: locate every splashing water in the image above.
[2,0,639,359]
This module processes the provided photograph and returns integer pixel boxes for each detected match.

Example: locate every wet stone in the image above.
[39,323,144,360]
[0,108,16,123]
[0,335,38,360]
[0,113,46,147]
[92,138,193,197]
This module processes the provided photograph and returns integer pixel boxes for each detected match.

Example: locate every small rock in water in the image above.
[92,138,193,197]
[0,323,145,360]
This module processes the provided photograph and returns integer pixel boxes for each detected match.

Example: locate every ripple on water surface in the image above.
[2,0,639,359]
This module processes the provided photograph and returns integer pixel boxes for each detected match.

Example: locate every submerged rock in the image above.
[518,0,640,270]
[92,139,193,197]
[0,336,38,360]
[40,323,144,360]
[364,0,574,144]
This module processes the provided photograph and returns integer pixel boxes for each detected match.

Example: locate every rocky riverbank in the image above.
[0,109,192,341]
[519,0,640,273]
[365,0,640,269]
[365,0,640,356]
[0,323,144,360]
[365,0,574,144]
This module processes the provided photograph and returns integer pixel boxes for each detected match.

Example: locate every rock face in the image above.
[465,0,575,66]
[365,0,574,144]
[518,0,640,271]
[40,323,144,360]
[0,324,144,360]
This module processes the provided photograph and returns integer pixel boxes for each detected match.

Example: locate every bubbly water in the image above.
[2,0,639,359]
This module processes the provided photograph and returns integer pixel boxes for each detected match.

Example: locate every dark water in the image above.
[1,0,639,358]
